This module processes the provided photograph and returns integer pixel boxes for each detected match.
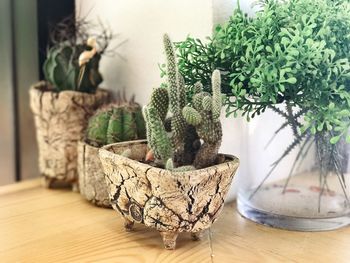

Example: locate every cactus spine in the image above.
[86,95,146,147]
[143,34,223,170]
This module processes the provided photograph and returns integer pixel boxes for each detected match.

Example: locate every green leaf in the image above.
[285,77,297,84]
[317,122,324,132]
[339,110,350,117]
[330,136,341,144]
[311,126,316,134]
[220,52,225,59]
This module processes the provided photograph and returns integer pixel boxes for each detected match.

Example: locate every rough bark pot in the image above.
[78,141,111,208]
[30,81,110,190]
[99,140,239,249]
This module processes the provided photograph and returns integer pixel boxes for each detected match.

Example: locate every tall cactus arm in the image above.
[178,74,187,109]
[163,34,180,115]
[211,69,222,120]
[150,87,169,121]
[145,106,173,164]
[163,34,187,160]
[142,106,152,149]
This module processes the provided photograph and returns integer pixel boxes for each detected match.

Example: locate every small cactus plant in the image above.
[43,16,113,93]
[143,34,223,169]
[86,94,146,147]
[43,40,103,93]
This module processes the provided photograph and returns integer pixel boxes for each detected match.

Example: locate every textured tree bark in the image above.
[99,140,239,249]
[77,141,111,207]
[30,81,110,189]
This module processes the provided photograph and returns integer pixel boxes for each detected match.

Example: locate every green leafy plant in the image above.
[143,34,223,170]
[175,0,350,141]
[172,0,350,201]
[43,16,113,93]
[85,93,146,147]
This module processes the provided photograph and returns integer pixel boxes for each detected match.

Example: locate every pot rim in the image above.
[99,139,240,176]
[30,81,109,96]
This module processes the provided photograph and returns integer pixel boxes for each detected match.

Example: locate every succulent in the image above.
[143,34,223,169]
[86,95,146,147]
[43,40,103,93]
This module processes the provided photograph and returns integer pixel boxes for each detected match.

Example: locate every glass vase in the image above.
[237,106,350,231]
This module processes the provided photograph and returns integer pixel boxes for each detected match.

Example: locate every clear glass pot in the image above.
[237,107,350,231]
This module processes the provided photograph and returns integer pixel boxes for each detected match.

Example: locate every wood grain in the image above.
[1,179,350,262]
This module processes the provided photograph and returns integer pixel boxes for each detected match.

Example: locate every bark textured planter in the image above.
[30,81,109,190]
[99,140,239,249]
[78,141,111,207]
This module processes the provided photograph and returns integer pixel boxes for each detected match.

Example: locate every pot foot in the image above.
[41,176,54,189]
[160,231,178,250]
[124,218,134,232]
[72,182,79,193]
[191,231,203,241]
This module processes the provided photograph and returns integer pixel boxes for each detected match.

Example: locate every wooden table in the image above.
[1,179,350,263]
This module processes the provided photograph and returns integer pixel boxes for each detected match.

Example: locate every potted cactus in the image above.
[30,17,112,190]
[78,94,146,207]
[99,34,239,249]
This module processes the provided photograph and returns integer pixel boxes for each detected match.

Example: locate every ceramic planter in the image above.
[77,141,111,207]
[30,81,109,190]
[99,140,239,249]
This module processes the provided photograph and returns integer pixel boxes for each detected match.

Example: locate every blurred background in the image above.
[0,0,74,185]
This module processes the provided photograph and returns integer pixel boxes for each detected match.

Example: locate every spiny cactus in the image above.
[163,34,190,164]
[165,158,195,172]
[43,40,103,93]
[86,95,146,147]
[182,70,223,168]
[143,34,223,170]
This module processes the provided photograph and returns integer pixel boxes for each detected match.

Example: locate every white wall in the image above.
[75,0,258,201]
[76,0,213,105]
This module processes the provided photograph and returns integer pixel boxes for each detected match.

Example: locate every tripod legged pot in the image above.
[99,140,239,250]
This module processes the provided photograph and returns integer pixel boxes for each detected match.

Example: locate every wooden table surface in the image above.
[1,179,350,263]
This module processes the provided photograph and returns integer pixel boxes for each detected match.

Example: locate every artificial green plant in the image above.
[143,34,223,170]
[171,0,350,198]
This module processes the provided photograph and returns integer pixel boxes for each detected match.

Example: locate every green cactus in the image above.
[43,42,102,93]
[165,158,195,172]
[143,105,173,163]
[150,87,169,122]
[182,70,223,168]
[85,97,146,147]
[163,34,189,163]
[143,34,223,170]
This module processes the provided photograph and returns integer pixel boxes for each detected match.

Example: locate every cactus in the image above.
[43,40,103,93]
[182,70,223,168]
[86,95,146,147]
[163,34,190,164]
[143,34,223,170]
[143,105,173,164]
[165,158,195,172]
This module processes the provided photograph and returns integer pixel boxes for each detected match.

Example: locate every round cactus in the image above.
[85,97,146,147]
[43,42,102,93]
